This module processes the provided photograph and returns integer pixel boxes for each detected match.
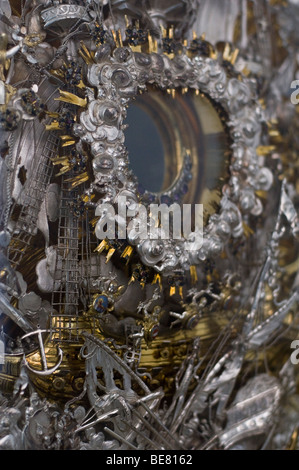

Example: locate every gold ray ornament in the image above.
[55,90,87,108]
[65,172,89,188]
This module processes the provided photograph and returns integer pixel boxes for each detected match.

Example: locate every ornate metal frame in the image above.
[75,44,273,272]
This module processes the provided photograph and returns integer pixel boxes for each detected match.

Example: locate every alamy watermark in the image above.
[95,198,204,251]
[0,339,4,365]
[290,80,299,104]
[290,340,299,365]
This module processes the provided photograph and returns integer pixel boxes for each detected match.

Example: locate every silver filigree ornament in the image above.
[75,44,273,274]
[40,4,92,29]
[1,0,299,452]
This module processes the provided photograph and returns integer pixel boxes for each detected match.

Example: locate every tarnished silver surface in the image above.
[0,0,299,451]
